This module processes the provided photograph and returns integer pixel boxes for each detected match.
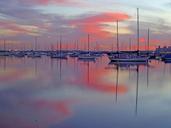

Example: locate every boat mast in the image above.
[59,34,62,54]
[88,34,90,53]
[56,30,58,52]
[76,40,79,51]
[75,41,76,51]
[51,44,53,51]
[35,36,37,51]
[23,43,25,51]
[4,39,6,51]
[96,42,98,52]
[129,38,132,51]
[66,42,68,51]
[116,20,119,56]
[147,28,150,55]
[137,8,140,55]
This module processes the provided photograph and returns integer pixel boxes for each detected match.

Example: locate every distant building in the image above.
[155,45,171,54]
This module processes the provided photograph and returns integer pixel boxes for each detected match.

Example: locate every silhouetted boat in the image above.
[110,56,149,63]
[69,52,80,57]
[109,61,148,66]
[162,54,171,63]
[27,52,41,58]
[14,51,25,57]
[51,53,67,59]
[0,51,11,56]
[78,54,96,61]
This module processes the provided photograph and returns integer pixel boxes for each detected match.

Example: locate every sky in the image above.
[0,0,171,50]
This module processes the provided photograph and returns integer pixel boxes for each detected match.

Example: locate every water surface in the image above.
[0,56,171,128]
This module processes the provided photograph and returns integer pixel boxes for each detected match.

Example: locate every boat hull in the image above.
[51,54,67,59]
[78,57,95,61]
[109,58,149,63]
[78,55,96,62]
[162,58,171,61]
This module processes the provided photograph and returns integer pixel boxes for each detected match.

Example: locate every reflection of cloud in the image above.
[0,98,75,128]
[34,100,72,116]
[28,99,75,127]
[0,115,36,128]
[68,64,128,94]
[88,82,127,94]
[88,67,128,94]
[0,68,34,85]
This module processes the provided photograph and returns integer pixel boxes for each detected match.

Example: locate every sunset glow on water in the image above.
[0,56,171,128]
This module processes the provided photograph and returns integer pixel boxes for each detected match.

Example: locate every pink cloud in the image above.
[0,21,29,34]
[71,12,130,38]
[76,12,130,23]
[0,20,50,36]
[20,0,84,6]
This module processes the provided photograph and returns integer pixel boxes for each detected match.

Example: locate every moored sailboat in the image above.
[109,8,149,63]
[50,35,67,59]
[78,34,96,62]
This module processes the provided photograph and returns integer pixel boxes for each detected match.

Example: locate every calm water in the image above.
[0,56,171,128]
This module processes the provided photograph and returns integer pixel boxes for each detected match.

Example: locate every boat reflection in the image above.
[108,61,148,70]
[135,65,139,116]
[115,65,119,103]
[108,60,153,116]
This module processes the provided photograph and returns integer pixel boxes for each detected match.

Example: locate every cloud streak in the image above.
[71,12,131,38]
[19,0,84,7]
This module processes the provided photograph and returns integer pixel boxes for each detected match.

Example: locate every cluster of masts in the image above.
[0,8,171,64]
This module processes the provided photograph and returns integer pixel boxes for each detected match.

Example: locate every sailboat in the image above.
[109,8,149,63]
[0,39,11,57]
[51,35,67,59]
[161,44,171,63]
[78,34,96,61]
[27,37,41,58]
[69,40,80,58]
